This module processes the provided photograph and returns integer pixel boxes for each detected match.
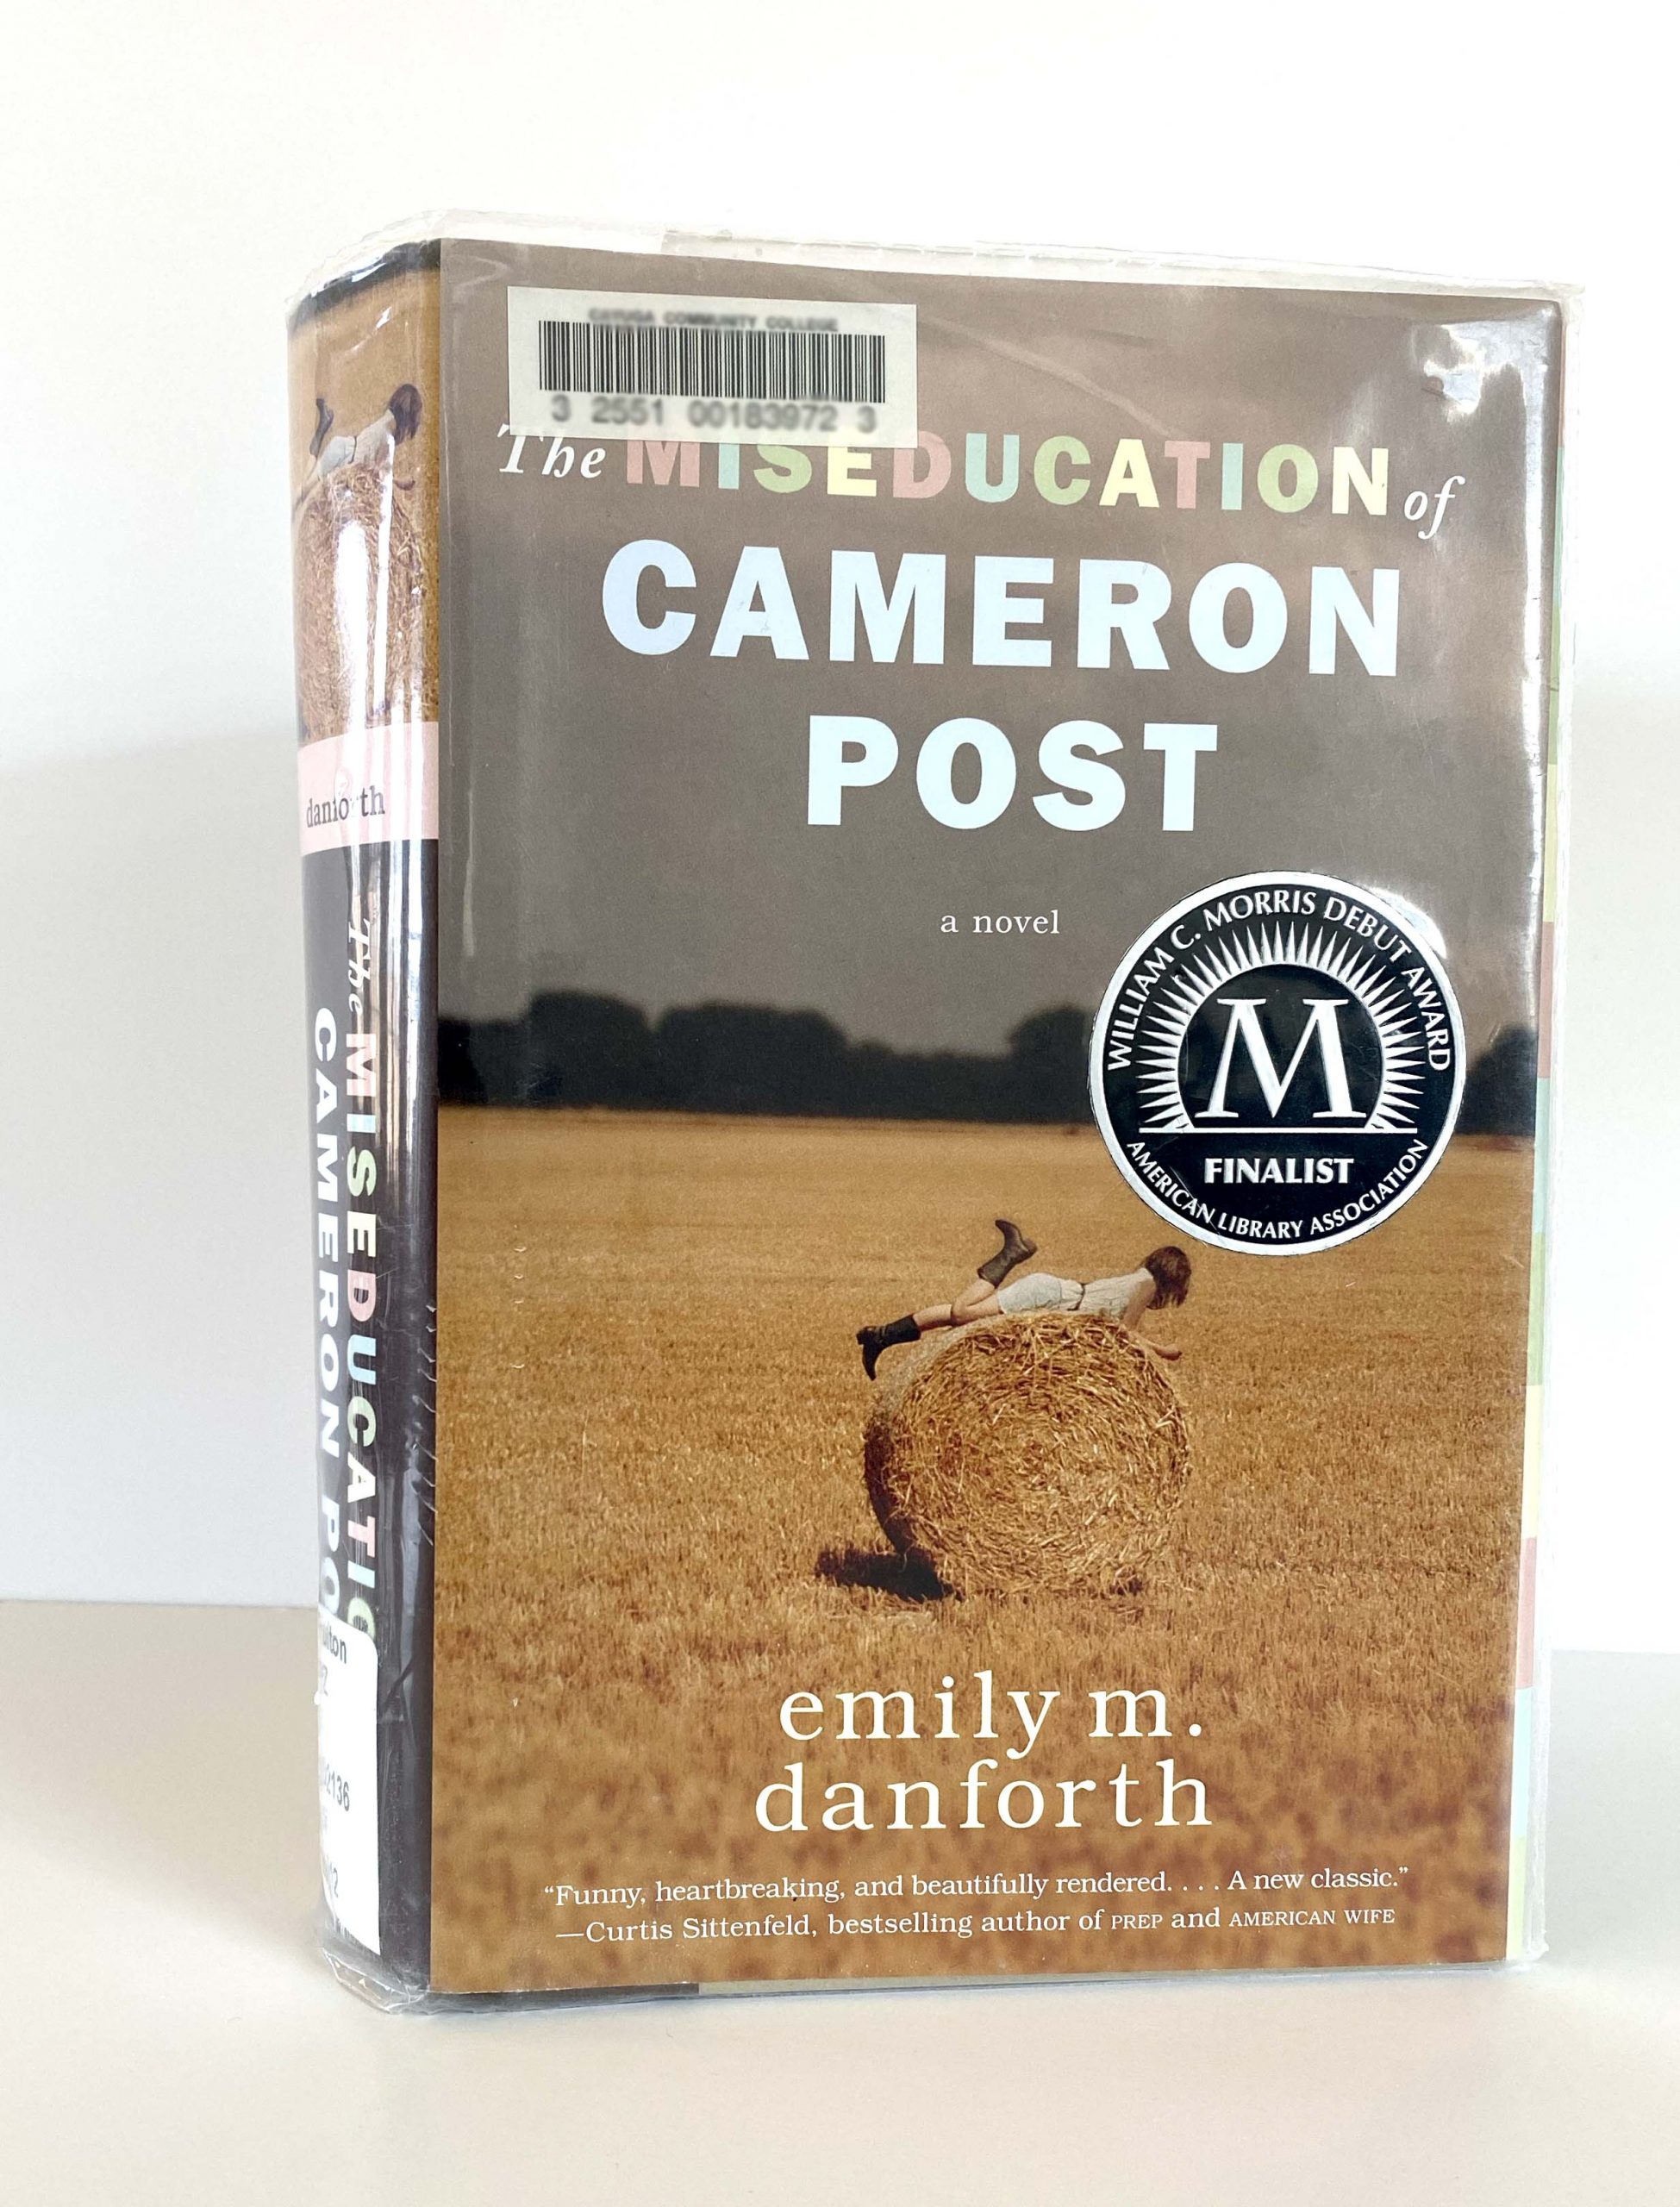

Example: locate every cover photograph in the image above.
[289,224,1566,2004]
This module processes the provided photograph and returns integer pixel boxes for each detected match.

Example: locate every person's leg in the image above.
[859,1285,1009,1377]
[858,1310,920,1377]
[858,1222,1033,1380]
[909,1279,1005,1329]
[951,1275,1004,1320]
[977,1217,1037,1288]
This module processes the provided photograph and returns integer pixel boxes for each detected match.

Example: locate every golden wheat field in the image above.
[430,1109,1533,1993]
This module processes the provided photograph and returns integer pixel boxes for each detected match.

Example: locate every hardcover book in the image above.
[289,219,1568,2006]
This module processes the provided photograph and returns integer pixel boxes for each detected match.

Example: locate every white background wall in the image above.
[1,2,1671,1647]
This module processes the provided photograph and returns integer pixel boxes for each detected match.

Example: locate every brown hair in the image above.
[388,384,422,443]
[1142,1246,1192,1307]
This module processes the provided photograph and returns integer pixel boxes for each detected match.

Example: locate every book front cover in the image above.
[309,240,1560,1994]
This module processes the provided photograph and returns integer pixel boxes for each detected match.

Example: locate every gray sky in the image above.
[439,244,1560,1060]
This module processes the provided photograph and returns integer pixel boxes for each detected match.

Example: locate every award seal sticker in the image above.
[1090,872,1465,1256]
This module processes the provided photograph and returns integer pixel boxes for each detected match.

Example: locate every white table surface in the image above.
[3,1605,1676,2204]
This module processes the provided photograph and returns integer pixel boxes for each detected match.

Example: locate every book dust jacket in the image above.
[289,223,1567,2006]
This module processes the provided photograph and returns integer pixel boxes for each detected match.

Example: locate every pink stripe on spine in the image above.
[299,723,439,854]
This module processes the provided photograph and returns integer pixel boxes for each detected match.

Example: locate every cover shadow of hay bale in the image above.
[863,1314,1190,1597]
[815,1545,951,1601]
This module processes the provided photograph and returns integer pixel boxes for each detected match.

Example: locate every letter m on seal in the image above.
[1201,997,1357,1122]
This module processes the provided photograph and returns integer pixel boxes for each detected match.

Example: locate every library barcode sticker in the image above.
[507,286,917,447]
[317,1607,380,1954]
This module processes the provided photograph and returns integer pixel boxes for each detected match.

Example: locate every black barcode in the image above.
[536,319,888,404]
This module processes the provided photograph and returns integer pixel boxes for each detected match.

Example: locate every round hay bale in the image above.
[292,461,432,742]
[864,1314,1190,1596]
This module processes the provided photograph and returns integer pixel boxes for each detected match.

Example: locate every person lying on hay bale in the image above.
[294,383,423,510]
[857,1223,1191,1379]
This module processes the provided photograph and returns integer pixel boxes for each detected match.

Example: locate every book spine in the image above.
[288,250,441,2000]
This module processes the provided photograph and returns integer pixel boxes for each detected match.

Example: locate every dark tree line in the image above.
[439,994,1537,1135]
[439,996,1092,1121]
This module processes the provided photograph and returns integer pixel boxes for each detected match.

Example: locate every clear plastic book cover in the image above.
[289,219,1570,2008]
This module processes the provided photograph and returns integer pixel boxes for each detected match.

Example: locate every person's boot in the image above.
[858,1315,919,1379]
[977,1217,1037,1288]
